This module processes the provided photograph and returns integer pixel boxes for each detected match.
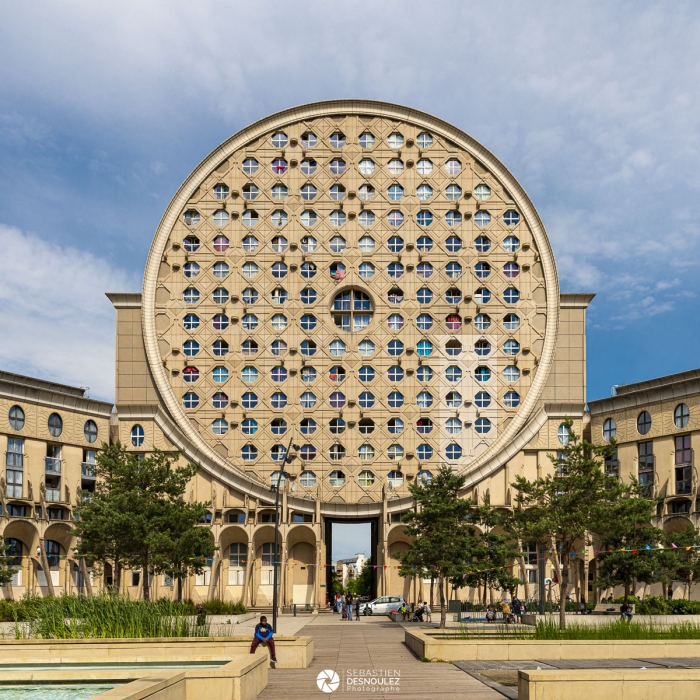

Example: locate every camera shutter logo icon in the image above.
[317,669,340,693]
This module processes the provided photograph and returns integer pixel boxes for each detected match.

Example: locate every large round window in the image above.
[331,290,373,332]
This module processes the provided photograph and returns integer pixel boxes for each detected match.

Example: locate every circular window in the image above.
[8,406,24,431]
[48,413,63,438]
[637,411,652,436]
[84,420,98,444]
[674,404,690,429]
[603,418,616,441]
[331,290,372,332]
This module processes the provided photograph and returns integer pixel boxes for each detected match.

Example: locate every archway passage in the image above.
[324,518,378,604]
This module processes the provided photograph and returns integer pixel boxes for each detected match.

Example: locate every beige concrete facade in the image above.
[0,101,596,606]
[589,368,700,599]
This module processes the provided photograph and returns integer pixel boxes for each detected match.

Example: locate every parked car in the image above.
[362,595,405,616]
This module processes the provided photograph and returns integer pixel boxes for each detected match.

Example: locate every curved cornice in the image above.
[141,99,560,500]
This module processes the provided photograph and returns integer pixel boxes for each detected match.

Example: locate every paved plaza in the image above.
[249,614,700,698]
[257,615,500,698]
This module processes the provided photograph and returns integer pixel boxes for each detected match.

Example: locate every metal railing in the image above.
[44,457,61,474]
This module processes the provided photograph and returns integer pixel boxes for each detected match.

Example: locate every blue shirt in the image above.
[254,623,273,641]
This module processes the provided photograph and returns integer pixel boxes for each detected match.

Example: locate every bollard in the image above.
[294,603,297,617]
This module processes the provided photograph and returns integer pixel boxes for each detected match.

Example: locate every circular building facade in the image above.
[142,100,559,513]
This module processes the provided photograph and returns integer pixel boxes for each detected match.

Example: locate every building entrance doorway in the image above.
[324,518,378,604]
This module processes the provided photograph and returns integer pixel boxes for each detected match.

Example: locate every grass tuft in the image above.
[8,593,215,639]
[447,619,700,641]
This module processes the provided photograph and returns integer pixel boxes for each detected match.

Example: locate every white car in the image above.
[362,595,405,616]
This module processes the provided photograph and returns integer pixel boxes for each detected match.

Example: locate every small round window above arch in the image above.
[131,424,145,447]
[8,405,24,431]
[603,418,616,442]
[84,420,98,444]
[674,403,690,429]
[637,411,652,436]
[48,413,63,438]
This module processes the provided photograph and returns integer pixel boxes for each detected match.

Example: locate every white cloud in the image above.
[0,224,138,402]
[1,0,700,336]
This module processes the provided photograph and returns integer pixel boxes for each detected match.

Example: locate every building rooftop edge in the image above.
[0,370,88,399]
[588,366,700,412]
[560,292,596,308]
[106,292,142,309]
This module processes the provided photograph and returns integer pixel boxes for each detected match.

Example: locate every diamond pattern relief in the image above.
[157,114,547,495]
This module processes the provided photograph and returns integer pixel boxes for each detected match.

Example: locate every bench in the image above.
[592,603,636,615]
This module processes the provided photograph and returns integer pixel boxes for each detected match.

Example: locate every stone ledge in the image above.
[518,668,700,700]
[405,628,700,661]
[0,635,314,669]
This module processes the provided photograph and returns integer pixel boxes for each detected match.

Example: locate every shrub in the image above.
[0,599,14,622]
[203,599,247,615]
[668,599,700,615]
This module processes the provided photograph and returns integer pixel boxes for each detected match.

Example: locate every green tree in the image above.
[591,475,660,605]
[347,561,372,598]
[0,540,18,587]
[665,523,700,600]
[509,419,619,628]
[459,501,522,605]
[398,465,477,628]
[73,444,215,600]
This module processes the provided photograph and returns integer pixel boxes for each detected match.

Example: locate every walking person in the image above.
[512,597,522,623]
[347,593,354,621]
[423,601,431,623]
[250,616,277,663]
[336,595,343,615]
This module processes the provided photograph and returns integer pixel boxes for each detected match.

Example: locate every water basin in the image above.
[0,685,116,699]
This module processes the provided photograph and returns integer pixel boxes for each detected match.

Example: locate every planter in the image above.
[405,629,700,662]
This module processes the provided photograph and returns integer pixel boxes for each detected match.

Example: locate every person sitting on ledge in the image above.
[250,615,277,663]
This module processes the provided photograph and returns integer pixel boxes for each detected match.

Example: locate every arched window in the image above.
[229,543,247,568]
[261,543,280,566]
[44,540,61,569]
[131,425,144,447]
[4,538,22,566]
[558,423,571,445]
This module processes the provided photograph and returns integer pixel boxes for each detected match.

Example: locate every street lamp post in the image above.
[271,437,299,634]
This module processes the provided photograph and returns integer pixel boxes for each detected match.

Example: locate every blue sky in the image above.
[1,1,699,558]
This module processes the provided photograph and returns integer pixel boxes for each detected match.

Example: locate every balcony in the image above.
[45,488,61,503]
[44,457,61,475]
[676,479,693,495]
[81,463,96,480]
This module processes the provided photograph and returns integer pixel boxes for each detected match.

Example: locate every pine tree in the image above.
[398,465,478,628]
[666,523,700,599]
[457,500,521,605]
[509,419,620,628]
[590,476,660,605]
[73,444,215,600]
